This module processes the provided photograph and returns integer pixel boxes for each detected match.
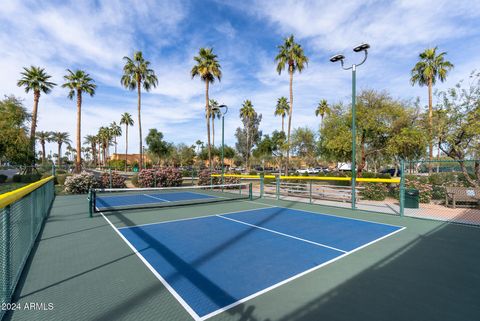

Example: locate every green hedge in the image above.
[12,174,42,183]
[0,174,7,183]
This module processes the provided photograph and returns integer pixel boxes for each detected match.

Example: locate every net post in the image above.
[109,167,112,189]
[399,159,405,217]
[1,205,12,306]
[276,175,280,200]
[309,180,312,204]
[249,182,253,200]
[88,189,93,218]
[260,173,264,198]
[154,172,157,187]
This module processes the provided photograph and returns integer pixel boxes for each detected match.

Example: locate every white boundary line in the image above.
[99,211,203,321]
[103,204,407,321]
[143,194,170,202]
[217,215,347,253]
[117,206,276,230]
[199,225,406,321]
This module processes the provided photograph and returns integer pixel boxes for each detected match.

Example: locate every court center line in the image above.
[143,194,170,202]
[216,214,347,253]
[98,211,202,321]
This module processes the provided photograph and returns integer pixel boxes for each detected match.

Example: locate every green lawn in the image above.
[0,182,27,194]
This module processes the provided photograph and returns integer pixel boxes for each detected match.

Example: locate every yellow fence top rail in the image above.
[211,174,400,184]
[0,176,54,209]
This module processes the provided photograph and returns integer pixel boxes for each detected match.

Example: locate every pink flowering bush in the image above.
[138,168,182,187]
[64,172,97,194]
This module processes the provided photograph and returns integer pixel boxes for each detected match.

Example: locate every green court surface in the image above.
[4,195,480,321]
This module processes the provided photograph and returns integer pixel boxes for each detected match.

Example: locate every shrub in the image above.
[0,174,7,183]
[197,169,239,186]
[12,174,21,183]
[98,172,126,188]
[405,177,432,203]
[64,172,97,194]
[138,168,183,188]
[55,169,67,175]
[12,174,42,183]
[360,183,388,201]
[108,159,127,171]
[56,174,70,186]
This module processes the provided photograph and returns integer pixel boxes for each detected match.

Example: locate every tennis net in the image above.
[89,183,252,215]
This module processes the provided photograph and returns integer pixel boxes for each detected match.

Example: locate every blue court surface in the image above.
[117,207,405,320]
[96,191,217,209]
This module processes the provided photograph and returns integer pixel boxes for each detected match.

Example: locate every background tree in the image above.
[84,135,98,166]
[434,71,480,186]
[50,132,71,167]
[274,97,289,132]
[191,48,222,167]
[62,69,96,173]
[17,66,56,166]
[235,107,262,171]
[97,127,112,166]
[36,131,52,165]
[120,112,134,171]
[209,99,221,146]
[109,121,122,155]
[239,100,256,171]
[121,51,158,170]
[411,47,454,166]
[291,127,318,167]
[275,35,308,174]
[145,129,171,165]
[315,99,330,127]
[0,96,31,165]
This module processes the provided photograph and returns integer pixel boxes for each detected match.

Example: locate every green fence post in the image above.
[276,175,280,200]
[51,163,56,176]
[88,189,93,218]
[399,159,405,217]
[109,168,112,189]
[249,182,253,200]
[309,180,313,204]
[260,173,264,198]
[1,205,11,306]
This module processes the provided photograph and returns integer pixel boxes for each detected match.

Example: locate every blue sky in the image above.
[1,0,480,156]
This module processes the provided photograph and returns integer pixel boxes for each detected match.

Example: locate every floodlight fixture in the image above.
[330,54,345,63]
[353,43,370,52]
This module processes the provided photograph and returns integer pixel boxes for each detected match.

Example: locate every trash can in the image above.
[405,189,419,208]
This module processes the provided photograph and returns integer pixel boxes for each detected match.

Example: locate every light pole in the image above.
[212,104,228,185]
[330,43,370,210]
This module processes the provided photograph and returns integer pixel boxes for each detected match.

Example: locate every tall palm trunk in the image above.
[41,141,46,164]
[114,137,117,155]
[30,91,40,167]
[281,116,284,133]
[246,119,250,171]
[92,143,96,167]
[76,89,82,173]
[205,81,211,169]
[428,78,433,173]
[125,124,128,172]
[137,76,143,170]
[212,117,215,147]
[286,69,294,175]
[58,143,62,166]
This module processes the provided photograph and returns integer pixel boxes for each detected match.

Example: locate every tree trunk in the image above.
[30,91,40,167]
[41,141,46,164]
[205,81,211,169]
[246,123,250,171]
[281,116,284,133]
[114,136,117,155]
[286,69,294,175]
[212,117,215,147]
[428,78,433,173]
[125,124,128,172]
[58,143,62,166]
[137,78,143,170]
[76,90,82,173]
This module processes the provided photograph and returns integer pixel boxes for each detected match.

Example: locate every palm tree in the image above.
[84,135,98,166]
[17,66,56,166]
[36,131,52,164]
[120,112,134,171]
[121,51,158,170]
[411,47,453,165]
[209,99,221,146]
[109,121,122,155]
[274,97,289,132]
[50,132,71,167]
[240,100,256,171]
[315,99,330,126]
[191,48,222,168]
[62,69,96,173]
[97,127,112,166]
[275,35,308,174]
